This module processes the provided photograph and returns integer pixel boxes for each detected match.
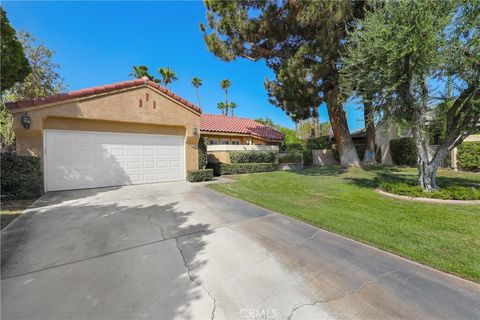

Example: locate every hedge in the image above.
[457,142,480,172]
[229,151,276,163]
[207,163,278,176]
[303,150,313,166]
[380,182,480,200]
[284,142,305,151]
[279,150,303,163]
[187,169,213,182]
[1,155,43,199]
[198,137,207,169]
[306,137,331,150]
[390,137,418,166]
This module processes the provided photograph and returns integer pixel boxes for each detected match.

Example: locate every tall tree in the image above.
[201,0,366,166]
[220,78,231,115]
[342,0,480,190]
[229,102,237,116]
[4,32,65,101]
[130,65,158,83]
[158,67,178,89]
[217,102,226,115]
[0,7,30,92]
[191,77,203,107]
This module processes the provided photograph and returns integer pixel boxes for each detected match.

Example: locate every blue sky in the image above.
[4,1,364,131]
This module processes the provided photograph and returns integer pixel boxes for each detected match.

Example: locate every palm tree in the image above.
[220,79,231,115]
[158,67,178,89]
[217,102,226,115]
[130,65,159,82]
[191,77,202,107]
[229,102,237,116]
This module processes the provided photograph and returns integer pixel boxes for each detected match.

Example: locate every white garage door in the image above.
[44,130,185,192]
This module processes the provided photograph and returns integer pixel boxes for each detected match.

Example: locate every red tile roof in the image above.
[200,114,284,141]
[5,78,201,113]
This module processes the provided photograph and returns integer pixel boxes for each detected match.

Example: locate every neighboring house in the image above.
[375,120,480,168]
[6,78,282,192]
[200,114,284,163]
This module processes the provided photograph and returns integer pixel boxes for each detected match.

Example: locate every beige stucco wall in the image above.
[10,85,201,174]
[375,121,410,165]
[207,151,231,164]
[203,133,281,146]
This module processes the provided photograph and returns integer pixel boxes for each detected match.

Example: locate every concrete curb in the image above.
[375,188,480,205]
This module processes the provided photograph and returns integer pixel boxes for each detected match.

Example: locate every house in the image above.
[200,114,284,163]
[5,78,282,192]
[374,120,479,168]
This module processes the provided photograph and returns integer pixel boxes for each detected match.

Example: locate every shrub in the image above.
[230,151,276,163]
[303,150,313,166]
[306,137,331,150]
[390,137,418,166]
[379,182,480,200]
[332,145,365,162]
[1,155,43,199]
[355,144,366,162]
[279,150,303,163]
[284,142,305,151]
[187,169,213,182]
[457,142,480,172]
[208,163,278,176]
[198,137,207,169]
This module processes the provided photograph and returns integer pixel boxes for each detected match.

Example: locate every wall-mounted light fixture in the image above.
[192,127,198,136]
[21,112,31,129]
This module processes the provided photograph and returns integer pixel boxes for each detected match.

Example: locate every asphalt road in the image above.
[2,181,479,319]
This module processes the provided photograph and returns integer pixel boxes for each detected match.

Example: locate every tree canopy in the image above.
[201,0,366,165]
[342,0,480,190]
[0,7,30,92]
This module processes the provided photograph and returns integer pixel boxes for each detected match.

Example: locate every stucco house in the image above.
[374,120,480,168]
[200,114,284,163]
[5,78,282,192]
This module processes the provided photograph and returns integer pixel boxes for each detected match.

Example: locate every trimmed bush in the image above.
[279,150,303,163]
[379,182,480,200]
[1,155,43,199]
[229,151,276,163]
[285,142,305,151]
[187,169,213,182]
[208,163,278,176]
[306,137,331,150]
[457,142,480,172]
[198,137,207,169]
[303,150,313,166]
[390,137,418,166]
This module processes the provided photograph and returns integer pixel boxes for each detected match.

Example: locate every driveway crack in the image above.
[287,269,401,320]
[174,237,216,320]
[147,215,166,240]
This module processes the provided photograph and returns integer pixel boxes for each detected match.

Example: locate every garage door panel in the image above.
[45,130,185,191]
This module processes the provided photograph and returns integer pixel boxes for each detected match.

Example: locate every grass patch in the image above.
[208,165,480,282]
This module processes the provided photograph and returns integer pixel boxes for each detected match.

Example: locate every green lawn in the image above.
[208,166,480,283]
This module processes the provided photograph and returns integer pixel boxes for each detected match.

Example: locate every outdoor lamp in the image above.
[21,112,31,129]
[192,127,198,136]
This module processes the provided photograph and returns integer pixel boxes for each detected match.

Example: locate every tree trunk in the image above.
[196,88,201,108]
[225,90,229,115]
[325,88,360,166]
[362,101,376,164]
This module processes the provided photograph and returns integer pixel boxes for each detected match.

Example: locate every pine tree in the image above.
[201,0,366,166]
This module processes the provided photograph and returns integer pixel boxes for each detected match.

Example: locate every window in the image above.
[209,139,219,145]
[220,139,230,145]
[231,139,241,145]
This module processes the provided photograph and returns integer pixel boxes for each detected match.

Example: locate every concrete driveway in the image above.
[2,181,479,320]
